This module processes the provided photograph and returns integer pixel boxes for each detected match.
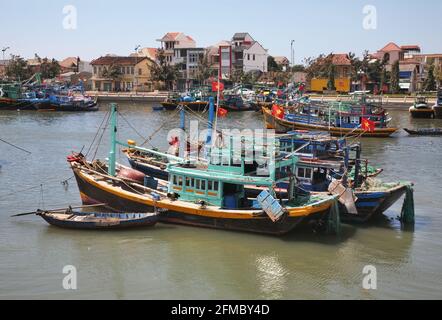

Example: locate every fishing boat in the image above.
[219,94,254,111]
[433,88,442,119]
[68,103,340,236]
[37,210,158,230]
[0,83,38,110]
[409,96,434,119]
[404,128,442,136]
[262,106,398,137]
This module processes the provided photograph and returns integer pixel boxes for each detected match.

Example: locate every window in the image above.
[248,54,250,60]
[173,175,177,185]
[297,167,313,179]
[177,176,183,186]
[201,180,206,190]
[186,177,191,187]
[93,66,97,74]
[138,68,142,76]
[253,54,256,61]
[131,67,134,75]
[350,117,360,124]
[195,179,201,190]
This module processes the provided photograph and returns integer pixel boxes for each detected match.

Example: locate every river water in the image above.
[1,103,441,300]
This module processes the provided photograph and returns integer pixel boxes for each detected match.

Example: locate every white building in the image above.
[232,33,268,73]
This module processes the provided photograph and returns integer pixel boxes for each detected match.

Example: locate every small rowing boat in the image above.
[37,210,159,230]
[404,128,442,136]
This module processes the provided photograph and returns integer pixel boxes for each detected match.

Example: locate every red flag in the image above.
[217,107,228,118]
[212,81,224,92]
[272,104,284,119]
[169,136,179,147]
[361,118,376,132]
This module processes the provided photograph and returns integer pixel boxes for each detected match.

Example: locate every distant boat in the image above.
[262,107,398,138]
[433,88,442,119]
[404,128,442,136]
[409,96,434,119]
[37,210,159,230]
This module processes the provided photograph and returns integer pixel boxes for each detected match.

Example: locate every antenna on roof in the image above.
[134,45,141,52]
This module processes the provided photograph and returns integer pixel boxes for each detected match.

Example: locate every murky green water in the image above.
[1,103,441,299]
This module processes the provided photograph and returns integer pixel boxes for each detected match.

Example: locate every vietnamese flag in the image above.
[217,107,228,118]
[272,104,284,119]
[361,118,376,132]
[212,81,224,92]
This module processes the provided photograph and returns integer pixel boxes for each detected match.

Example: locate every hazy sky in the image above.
[1,0,441,62]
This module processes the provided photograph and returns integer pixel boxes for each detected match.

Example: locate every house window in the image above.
[253,54,256,61]
[138,68,142,76]
[248,54,250,60]
[131,67,134,75]
[93,66,97,74]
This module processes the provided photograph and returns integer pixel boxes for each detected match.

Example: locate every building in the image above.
[274,56,290,72]
[90,56,156,92]
[132,48,158,62]
[0,60,9,77]
[207,41,232,79]
[231,33,268,73]
[157,32,205,90]
[157,32,196,65]
[59,57,93,74]
[310,54,352,93]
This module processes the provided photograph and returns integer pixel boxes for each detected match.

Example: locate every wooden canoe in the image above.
[404,128,442,136]
[38,210,159,230]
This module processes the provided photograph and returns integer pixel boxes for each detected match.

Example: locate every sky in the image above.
[1,0,441,63]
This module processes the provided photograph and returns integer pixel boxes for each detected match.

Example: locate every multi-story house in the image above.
[157,32,205,90]
[91,56,155,92]
[207,41,232,79]
[231,33,268,73]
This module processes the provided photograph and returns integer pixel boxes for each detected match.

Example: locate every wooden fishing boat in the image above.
[262,107,398,137]
[68,103,340,236]
[37,210,158,230]
[160,99,209,112]
[404,128,442,136]
[409,96,434,119]
[433,88,442,119]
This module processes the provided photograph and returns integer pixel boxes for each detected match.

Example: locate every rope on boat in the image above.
[400,184,415,225]
[0,138,32,154]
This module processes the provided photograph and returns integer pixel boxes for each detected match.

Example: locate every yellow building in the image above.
[91,56,156,92]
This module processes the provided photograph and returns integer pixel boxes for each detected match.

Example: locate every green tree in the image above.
[40,58,61,79]
[195,53,212,85]
[101,63,122,80]
[267,56,282,72]
[5,55,32,80]
[390,60,400,93]
[291,64,305,72]
[327,65,336,91]
[150,49,180,90]
[424,64,437,92]
[229,68,244,84]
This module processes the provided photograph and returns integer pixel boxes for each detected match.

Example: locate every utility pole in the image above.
[2,47,10,61]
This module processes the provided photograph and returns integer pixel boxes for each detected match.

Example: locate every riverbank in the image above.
[86,91,168,103]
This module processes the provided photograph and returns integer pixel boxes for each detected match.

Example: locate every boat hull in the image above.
[161,101,209,112]
[262,107,398,137]
[433,105,442,119]
[72,166,332,236]
[0,98,36,110]
[409,107,434,119]
[39,212,158,230]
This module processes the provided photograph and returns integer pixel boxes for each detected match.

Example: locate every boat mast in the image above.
[108,103,117,176]
[206,96,215,145]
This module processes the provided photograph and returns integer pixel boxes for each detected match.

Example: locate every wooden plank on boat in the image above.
[328,180,358,215]
[257,190,286,222]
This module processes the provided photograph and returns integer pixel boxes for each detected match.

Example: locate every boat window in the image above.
[350,117,360,124]
[298,168,305,178]
[173,175,177,185]
[195,179,201,189]
[208,181,213,190]
[305,168,313,179]
[178,176,183,186]
[201,180,206,190]
[214,181,219,191]
[186,177,191,187]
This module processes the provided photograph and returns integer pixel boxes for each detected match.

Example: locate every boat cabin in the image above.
[167,136,299,209]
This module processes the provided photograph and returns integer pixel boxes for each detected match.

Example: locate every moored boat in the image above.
[37,210,158,230]
[262,106,398,137]
[409,96,434,119]
[404,128,442,136]
[68,103,340,236]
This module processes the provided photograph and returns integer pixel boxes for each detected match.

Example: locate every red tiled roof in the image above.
[380,42,402,52]
[331,54,351,66]
[60,57,78,68]
[162,32,181,41]
[91,56,147,66]
[401,45,420,51]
